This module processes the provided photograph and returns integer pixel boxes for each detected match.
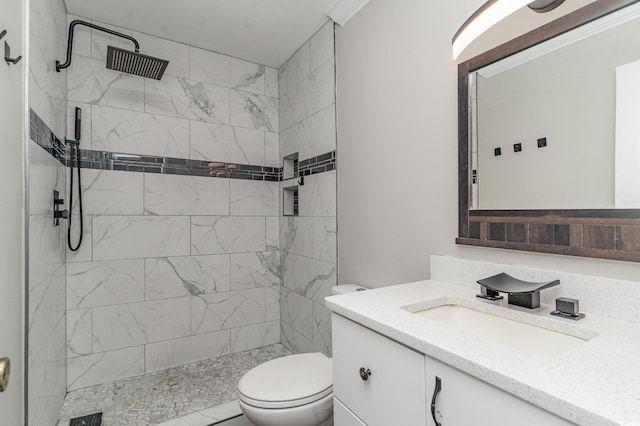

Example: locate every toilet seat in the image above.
[238,353,333,409]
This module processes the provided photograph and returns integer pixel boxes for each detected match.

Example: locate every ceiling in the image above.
[64,0,335,68]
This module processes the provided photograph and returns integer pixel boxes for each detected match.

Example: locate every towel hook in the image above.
[0,30,7,41]
[4,41,22,65]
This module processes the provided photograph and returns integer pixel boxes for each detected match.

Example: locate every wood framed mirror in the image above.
[457,0,640,262]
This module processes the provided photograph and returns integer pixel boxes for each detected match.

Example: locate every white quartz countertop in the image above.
[325,280,640,426]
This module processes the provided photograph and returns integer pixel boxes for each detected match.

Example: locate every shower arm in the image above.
[56,20,140,72]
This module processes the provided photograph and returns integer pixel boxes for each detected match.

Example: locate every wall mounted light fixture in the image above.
[452,0,566,59]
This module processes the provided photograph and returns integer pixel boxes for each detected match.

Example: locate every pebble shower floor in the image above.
[58,344,291,425]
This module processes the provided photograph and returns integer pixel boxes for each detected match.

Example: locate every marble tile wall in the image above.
[64,15,282,390]
[278,21,337,356]
[28,0,68,425]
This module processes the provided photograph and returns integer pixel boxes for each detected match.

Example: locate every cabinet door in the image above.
[334,398,367,426]
[425,356,575,426]
[333,314,426,426]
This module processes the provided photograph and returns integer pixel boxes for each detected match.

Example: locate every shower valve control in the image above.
[53,190,68,226]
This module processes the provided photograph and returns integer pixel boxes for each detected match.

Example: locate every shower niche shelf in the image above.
[283,184,299,217]
[283,153,299,180]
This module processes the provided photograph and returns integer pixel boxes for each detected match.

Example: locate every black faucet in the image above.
[476,273,559,309]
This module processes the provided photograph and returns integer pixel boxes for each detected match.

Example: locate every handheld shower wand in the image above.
[67,107,83,252]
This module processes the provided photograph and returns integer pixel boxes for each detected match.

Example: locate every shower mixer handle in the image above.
[53,190,68,226]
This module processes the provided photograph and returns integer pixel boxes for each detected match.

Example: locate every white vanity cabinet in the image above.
[425,356,574,426]
[333,313,574,426]
[332,314,426,426]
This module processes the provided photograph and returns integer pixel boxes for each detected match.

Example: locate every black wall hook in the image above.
[0,30,7,41]
[4,41,22,65]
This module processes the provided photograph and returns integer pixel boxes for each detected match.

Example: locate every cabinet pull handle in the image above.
[359,367,372,381]
[431,376,442,426]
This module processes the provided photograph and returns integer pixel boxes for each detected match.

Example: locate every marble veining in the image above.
[230,91,279,132]
[312,302,332,355]
[71,169,144,216]
[92,298,190,352]
[67,309,92,357]
[299,170,337,217]
[189,121,264,165]
[191,288,267,335]
[310,21,335,73]
[67,346,145,391]
[230,251,280,290]
[191,216,266,255]
[230,180,279,216]
[280,322,322,355]
[280,287,313,339]
[28,5,68,421]
[282,252,337,303]
[189,47,266,95]
[66,260,144,309]
[145,255,231,299]
[266,217,279,251]
[277,21,336,359]
[93,216,190,260]
[67,55,145,111]
[144,330,232,374]
[145,75,230,124]
[230,321,280,353]
[144,173,230,216]
[91,105,190,158]
[279,44,310,98]
[60,344,290,426]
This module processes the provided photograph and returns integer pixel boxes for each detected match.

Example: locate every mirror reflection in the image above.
[471,4,640,210]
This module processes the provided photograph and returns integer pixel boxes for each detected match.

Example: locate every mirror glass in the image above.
[470,3,640,210]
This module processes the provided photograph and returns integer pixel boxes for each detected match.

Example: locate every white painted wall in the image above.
[336,0,640,288]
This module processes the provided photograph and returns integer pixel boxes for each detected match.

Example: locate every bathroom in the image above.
[1,0,640,425]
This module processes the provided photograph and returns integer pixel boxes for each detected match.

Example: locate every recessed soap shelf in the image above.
[283,153,298,180]
[283,185,298,217]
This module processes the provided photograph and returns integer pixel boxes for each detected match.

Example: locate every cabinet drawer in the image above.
[334,398,367,426]
[425,356,575,426]
[332,314,426,426]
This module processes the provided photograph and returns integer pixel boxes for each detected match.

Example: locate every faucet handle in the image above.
[477,285,503,301]
[551,297,585,320]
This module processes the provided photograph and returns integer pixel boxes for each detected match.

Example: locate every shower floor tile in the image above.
[58,344,291,426]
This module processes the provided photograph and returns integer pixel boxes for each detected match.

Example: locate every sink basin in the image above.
[404,299,597,356]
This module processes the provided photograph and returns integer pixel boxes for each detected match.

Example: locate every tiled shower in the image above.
[26,0,337,423]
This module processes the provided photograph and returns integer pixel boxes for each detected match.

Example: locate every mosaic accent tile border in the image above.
[298,151,335,176]
[72,150,282,181]
[29,109,336,181]
[29,108,66,165]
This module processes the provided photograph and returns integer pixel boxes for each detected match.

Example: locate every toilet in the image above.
[237,285,367,426]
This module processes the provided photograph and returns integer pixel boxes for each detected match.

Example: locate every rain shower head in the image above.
[106,46,169,80]
[56,20,169,80]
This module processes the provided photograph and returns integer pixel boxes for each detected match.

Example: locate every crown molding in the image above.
[326,0,371,26]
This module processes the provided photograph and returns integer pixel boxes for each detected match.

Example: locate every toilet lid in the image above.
[238,353,332,408]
